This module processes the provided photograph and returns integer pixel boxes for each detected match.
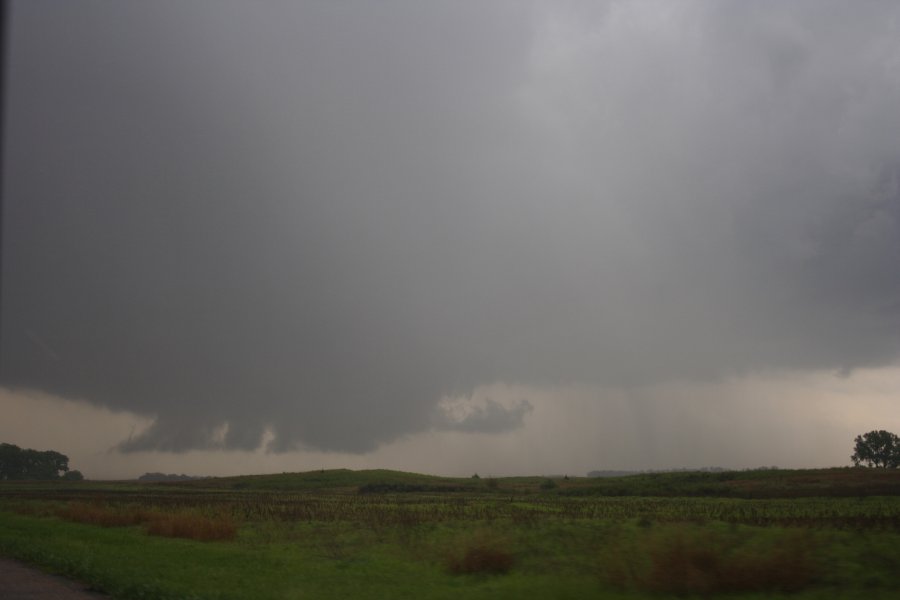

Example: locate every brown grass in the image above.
[445,530,514,575]
[12,502,57,518]
[603,524,818,594]
[57,502,155,527]
[56,502,236,542]
[146,511,237,542]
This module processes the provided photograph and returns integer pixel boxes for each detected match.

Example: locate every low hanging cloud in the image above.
[434,395,534,435]
[3,1,899,454]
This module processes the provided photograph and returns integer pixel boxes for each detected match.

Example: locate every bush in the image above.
[602,524,818,594]
[446,531,514,575]
[540,478,558,490]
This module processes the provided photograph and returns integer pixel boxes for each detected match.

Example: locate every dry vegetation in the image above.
[2,468,899,598]
[603,524,818,594]
[445,530,515,575]
[54,502,236,542]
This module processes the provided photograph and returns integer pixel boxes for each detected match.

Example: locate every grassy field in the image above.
[2,468,900,599]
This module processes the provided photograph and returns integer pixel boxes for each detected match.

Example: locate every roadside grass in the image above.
[0,511,605,600]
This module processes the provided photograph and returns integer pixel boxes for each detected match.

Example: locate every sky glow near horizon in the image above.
[3,368,900,479]
[2,1,899,478]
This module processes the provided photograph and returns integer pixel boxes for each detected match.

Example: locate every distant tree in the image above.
[0,443,71,480]
[851,430,900,468]
[63,470,84,481]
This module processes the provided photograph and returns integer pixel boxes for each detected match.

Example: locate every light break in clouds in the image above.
[3,369,900,479]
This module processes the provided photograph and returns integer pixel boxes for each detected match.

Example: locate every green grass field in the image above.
[2,468,899,599]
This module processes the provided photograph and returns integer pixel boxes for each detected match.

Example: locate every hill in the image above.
[149,467,900,498]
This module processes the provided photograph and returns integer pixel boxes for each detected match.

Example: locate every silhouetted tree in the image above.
[851,430,899,468]
[63,470,84,481]
[0,443,71,480]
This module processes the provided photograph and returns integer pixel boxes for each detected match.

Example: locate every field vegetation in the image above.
[2,467,900,599]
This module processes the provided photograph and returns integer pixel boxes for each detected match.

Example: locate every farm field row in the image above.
[1,468,899,599]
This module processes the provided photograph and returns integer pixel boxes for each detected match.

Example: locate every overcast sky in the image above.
[2,1,899,479]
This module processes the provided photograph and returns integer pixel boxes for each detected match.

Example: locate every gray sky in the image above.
[2,1,899,477]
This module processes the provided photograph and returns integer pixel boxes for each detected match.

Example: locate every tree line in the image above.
[0,443,83,480]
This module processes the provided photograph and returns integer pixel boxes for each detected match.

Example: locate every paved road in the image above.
[0,558,109,599]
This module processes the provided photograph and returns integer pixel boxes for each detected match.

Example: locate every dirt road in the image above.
[0,558,109,599]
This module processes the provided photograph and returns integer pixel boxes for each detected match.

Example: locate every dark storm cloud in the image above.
[2,1,899,453]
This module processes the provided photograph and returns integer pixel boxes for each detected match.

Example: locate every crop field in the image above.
[2,468,900,599]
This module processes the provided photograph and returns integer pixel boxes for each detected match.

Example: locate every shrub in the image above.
[540,478,558,490]
[446,531,514,575]
[602,524,818,594]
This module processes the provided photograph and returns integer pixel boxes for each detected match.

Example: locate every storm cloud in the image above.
[3,1,899,455]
